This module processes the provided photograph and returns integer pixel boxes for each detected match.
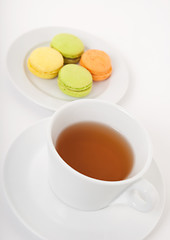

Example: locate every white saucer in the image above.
[6,27,129,111]
[3,119,165,240]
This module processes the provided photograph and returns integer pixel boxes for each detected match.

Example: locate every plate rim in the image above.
[6,26,129,111]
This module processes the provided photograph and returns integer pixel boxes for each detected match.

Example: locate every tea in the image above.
[56,122,134,181]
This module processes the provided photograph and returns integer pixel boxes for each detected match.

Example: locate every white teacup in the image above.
[47,99,158,211]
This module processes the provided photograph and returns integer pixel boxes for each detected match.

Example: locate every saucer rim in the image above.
[2,118,166,240]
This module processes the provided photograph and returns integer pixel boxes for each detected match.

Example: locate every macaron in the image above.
[50,33,84,64]
[27,47,64,79]
[80,49,112,81]
[58,64,93,97]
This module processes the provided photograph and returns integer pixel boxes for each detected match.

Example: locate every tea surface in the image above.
[56,122,134,181]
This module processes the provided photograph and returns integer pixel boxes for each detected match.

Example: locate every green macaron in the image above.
[50,33,84,64]
[58,64,93,97]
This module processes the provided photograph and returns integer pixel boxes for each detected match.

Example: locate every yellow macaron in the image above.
[27,47,64,79]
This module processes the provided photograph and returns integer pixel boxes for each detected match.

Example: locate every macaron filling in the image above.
[58,78,92,92]
[80,63,112,81]
[27,60,60,79]
[92,70,112,81]
[64,57,81,64]
[58,79,92,94]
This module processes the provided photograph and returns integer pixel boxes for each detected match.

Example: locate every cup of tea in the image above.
[47,99,158,211]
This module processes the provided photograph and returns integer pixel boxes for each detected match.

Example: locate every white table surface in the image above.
[0,0,170,239]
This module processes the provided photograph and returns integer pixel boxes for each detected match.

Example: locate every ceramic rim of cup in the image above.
[48,99,153,186]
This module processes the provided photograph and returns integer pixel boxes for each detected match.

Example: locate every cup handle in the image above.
[113,179,159,212]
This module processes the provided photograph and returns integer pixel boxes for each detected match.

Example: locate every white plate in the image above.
[3,119,165,240]
[6,27,129,111]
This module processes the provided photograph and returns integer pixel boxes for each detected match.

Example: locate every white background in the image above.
[0,0,170,239]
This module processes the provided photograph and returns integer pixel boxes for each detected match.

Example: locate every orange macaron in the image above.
[80,49,112,81]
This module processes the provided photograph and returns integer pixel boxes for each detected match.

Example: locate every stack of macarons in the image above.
[27,33,112,98]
